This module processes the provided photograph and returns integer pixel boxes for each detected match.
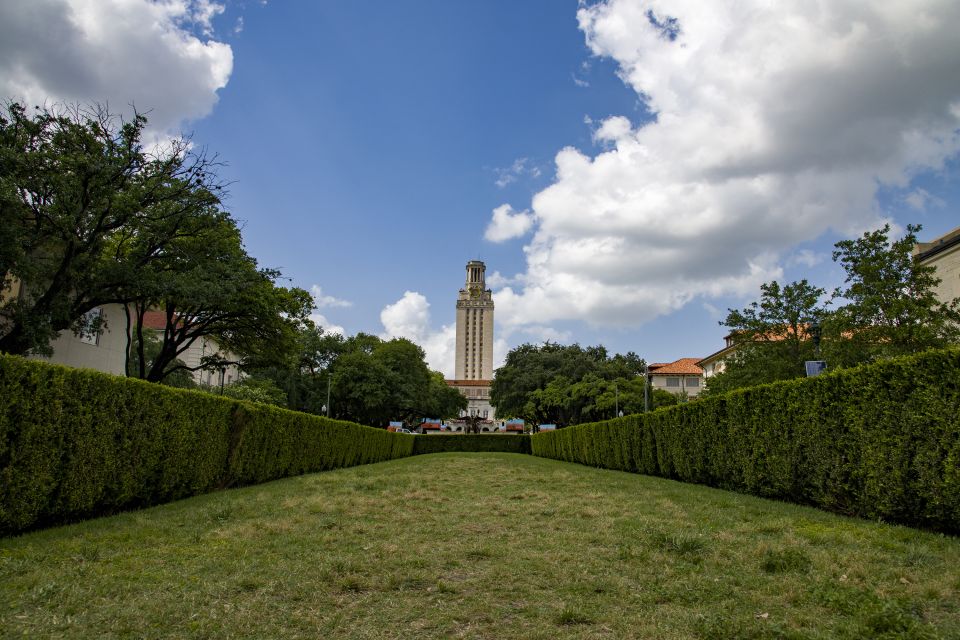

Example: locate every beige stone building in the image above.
[698,334,738,379]
[447,260,495,420]
[34,304,131,376]
[15,300,240,386]
[648,358,704,398]
[445,379,495,421]
[914,225,960,305]
[455,260,494,380]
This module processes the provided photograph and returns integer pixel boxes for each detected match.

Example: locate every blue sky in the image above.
[3,1,959,375]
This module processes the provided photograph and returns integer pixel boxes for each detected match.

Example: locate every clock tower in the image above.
[454,260,494,380]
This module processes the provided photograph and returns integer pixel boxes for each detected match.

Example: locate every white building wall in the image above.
[31,303,241,385]
[33,304,129,376]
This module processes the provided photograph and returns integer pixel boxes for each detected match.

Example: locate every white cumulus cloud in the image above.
[310,285,352,309]
[0,0,233,138]
[484,204,535,243]
[490,0,960,329]
[380,291,457,377]
[309,311,344,337]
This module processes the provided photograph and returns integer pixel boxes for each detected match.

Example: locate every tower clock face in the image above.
[470,287,481,299]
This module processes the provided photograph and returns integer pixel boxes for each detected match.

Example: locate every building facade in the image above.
[648,358,705,398]
[447,260,495,420]
[915,225,960,306]
[24,302,241,386]
[445,379,495,421]
[455,260,494,380]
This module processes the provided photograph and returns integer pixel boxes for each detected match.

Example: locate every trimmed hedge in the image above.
[412,434,531,455]
[531,348,960,533]
[0,355,414,536]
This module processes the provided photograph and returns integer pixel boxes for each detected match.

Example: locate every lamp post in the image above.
[326,374,331,417]
[643,364,649,413]
[614,381,619,418]
[804,318,827,377]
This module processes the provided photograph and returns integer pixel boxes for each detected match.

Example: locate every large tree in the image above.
[828,223,960,366]
[704,279,827,395]
[328,335,465,426]
[706,223,960,394]
[0,102,224,355]
[490,342,646,425]
[123,215,313,383]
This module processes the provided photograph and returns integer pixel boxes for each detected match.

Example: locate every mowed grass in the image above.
[2,454,959,639]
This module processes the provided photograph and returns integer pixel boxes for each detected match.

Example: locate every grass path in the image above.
[2,453,959,639]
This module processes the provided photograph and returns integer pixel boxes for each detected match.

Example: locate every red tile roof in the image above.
[648,358,704,376]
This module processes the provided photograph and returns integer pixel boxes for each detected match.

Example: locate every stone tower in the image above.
[455,260,494,380]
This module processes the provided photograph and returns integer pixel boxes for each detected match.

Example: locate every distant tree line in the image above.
[490,343,676,427]
[704,224,960,395]
[246,329,467,425]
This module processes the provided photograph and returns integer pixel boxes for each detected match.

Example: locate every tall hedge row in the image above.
[412,434,531,455]
[531,348,960,533]
[0,355,414,536]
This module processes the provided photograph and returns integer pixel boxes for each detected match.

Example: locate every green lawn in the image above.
[2,453,959,639]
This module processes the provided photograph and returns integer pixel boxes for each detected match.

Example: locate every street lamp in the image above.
[614,381,619,418]
[643,363,650,413]
[326,374,331,417]
[805,318,827,377]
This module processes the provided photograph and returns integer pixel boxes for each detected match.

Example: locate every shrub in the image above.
[0,355,414,535]
[531,348,960,533]
[412,434,531,455]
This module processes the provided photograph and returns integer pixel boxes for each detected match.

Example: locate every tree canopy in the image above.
[245,329,466,426]
[490,342,646,426]
[0,102,224,355]
[705,223,960,394]
[0,101,312,386]
[828,223,960,366]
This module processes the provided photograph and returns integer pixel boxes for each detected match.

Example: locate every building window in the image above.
[482,410,488,418]
[78,307,104,346]
[665,377,680,388]
[687,377,700,387]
